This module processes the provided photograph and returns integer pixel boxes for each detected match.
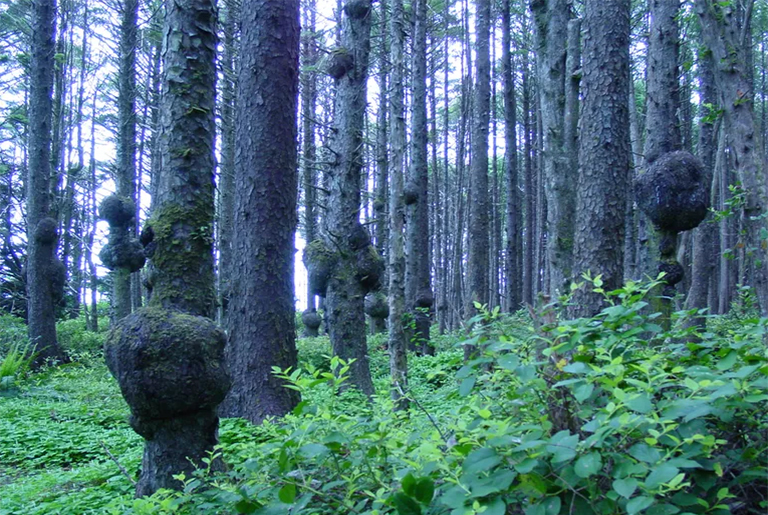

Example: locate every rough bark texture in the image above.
[406,0,432,353]
[219,0,301,423]
[27,0,66,366]
[323,0,375,397]
[502,0,521,312]
[467,0,491,316]
[531,0,574,297]
[572,0,631,317]
[103,0,228,497]
[374,0,388,260]
[522,50,534,306]
[388,0,408,408]
[696,0,768,315]
[301,0,318,314]
[112,0,139,321]
[217,0,237,321]
[685,49,717,325]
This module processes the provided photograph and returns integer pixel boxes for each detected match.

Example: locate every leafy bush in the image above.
[0,314,27,356]
[57,318,106,357]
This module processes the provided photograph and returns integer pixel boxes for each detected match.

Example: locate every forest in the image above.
[0,0,767,513]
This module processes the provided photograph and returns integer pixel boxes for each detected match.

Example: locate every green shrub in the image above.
[0,339,33,391]
[56,319,106,357]
[0,314,27,356]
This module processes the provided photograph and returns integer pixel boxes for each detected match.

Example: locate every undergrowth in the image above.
[0,281,766,515]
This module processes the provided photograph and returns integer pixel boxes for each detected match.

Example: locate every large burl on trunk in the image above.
[104,308,229,495]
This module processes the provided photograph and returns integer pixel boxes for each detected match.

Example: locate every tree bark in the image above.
[27,0,66,366]
[323,0,375,397]
[220,0,301,423]
[572,0,631,316]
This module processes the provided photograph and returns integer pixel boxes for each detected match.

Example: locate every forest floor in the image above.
[0,300,766,515]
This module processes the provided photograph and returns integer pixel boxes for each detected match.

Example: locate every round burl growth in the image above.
[50,258,66,303]
[99,195,146,273]
[403,183,419,206]
[34,217,58,244]
[659,260,684,286]
[104,307,230,435]
[301,309,322,337]
[100,195,135,228]
[356,245,384,292]
[343,0,371,19]
[636,151,709,233]
[303,239,338,296]
[327,48,354,80]
[364,291,389,319]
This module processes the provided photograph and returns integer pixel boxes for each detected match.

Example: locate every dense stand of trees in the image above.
[1,0,768,496]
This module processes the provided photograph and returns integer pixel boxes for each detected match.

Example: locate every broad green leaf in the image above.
[298,443,329,458]
[644,463,680,489]
[628,443,661,464]
[413,478,434,504]
[715,351,738,371]
[612,477,638,498]
[645,503,680,515]
[482,497,506,515]
[574,382,594,402]
[546,431,579,463]
[278,483,296,504]
[401,473,416,497]
[393,493,422,515]
[574,452,602,478]
[626,495,654,515]
[516,365,537,382]
[499,355,520,371]
[626,394,653,414]
[515,458,539,473]
[459,377,476,397]
[234,499,260,514]
[463,447,502,475]
[543,496,562,515]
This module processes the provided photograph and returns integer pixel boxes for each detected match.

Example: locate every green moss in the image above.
[146,201,215,317]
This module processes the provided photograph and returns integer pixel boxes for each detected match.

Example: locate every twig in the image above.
[395,381,450,446]
[100,440,137,486]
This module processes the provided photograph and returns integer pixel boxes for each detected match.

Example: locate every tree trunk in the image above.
[322,0,376,398]
[27,0,66,366]
[467,0,490,318]
[406,0,433,353]
[531,0,574,297]
[104,0,228,497]
[572,0,631,316]
[696,0,768,315]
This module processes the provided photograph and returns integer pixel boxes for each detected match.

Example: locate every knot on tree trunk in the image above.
[99,195,146,273]
[304,239,338,296]
[301,309,322,337]
[636,151,709,233]
[355,244,384,292]
[104,307,230,429]
[327,48,354,80]
[343,0,371,20]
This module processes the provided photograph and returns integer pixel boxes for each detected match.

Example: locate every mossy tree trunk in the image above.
[104,0,229,498]
[219,0,301,423]
[27,0,66,367]
[323,0,375,398]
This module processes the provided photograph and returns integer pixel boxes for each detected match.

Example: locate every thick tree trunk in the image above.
[572,0,631,316]
[220,0,301,423]
[27,0,66,366]
[323,0,376,398]
[522,49,534,306]
[104,0,229,497]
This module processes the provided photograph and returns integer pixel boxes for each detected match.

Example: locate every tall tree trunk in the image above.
[572,0,631,316]
[502,0,521,312]
[104,0,229,497]
[217,0,237,322]
[522,49,534,306]
[406,0,433,353]
[322,0,376,397]
[374,0,388,258]
[388,0,408,409]
[696,0,768,315]
[27,0,66,366]
[531,0,574,297]
[220,0,301,423]
[467,0,490,319]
